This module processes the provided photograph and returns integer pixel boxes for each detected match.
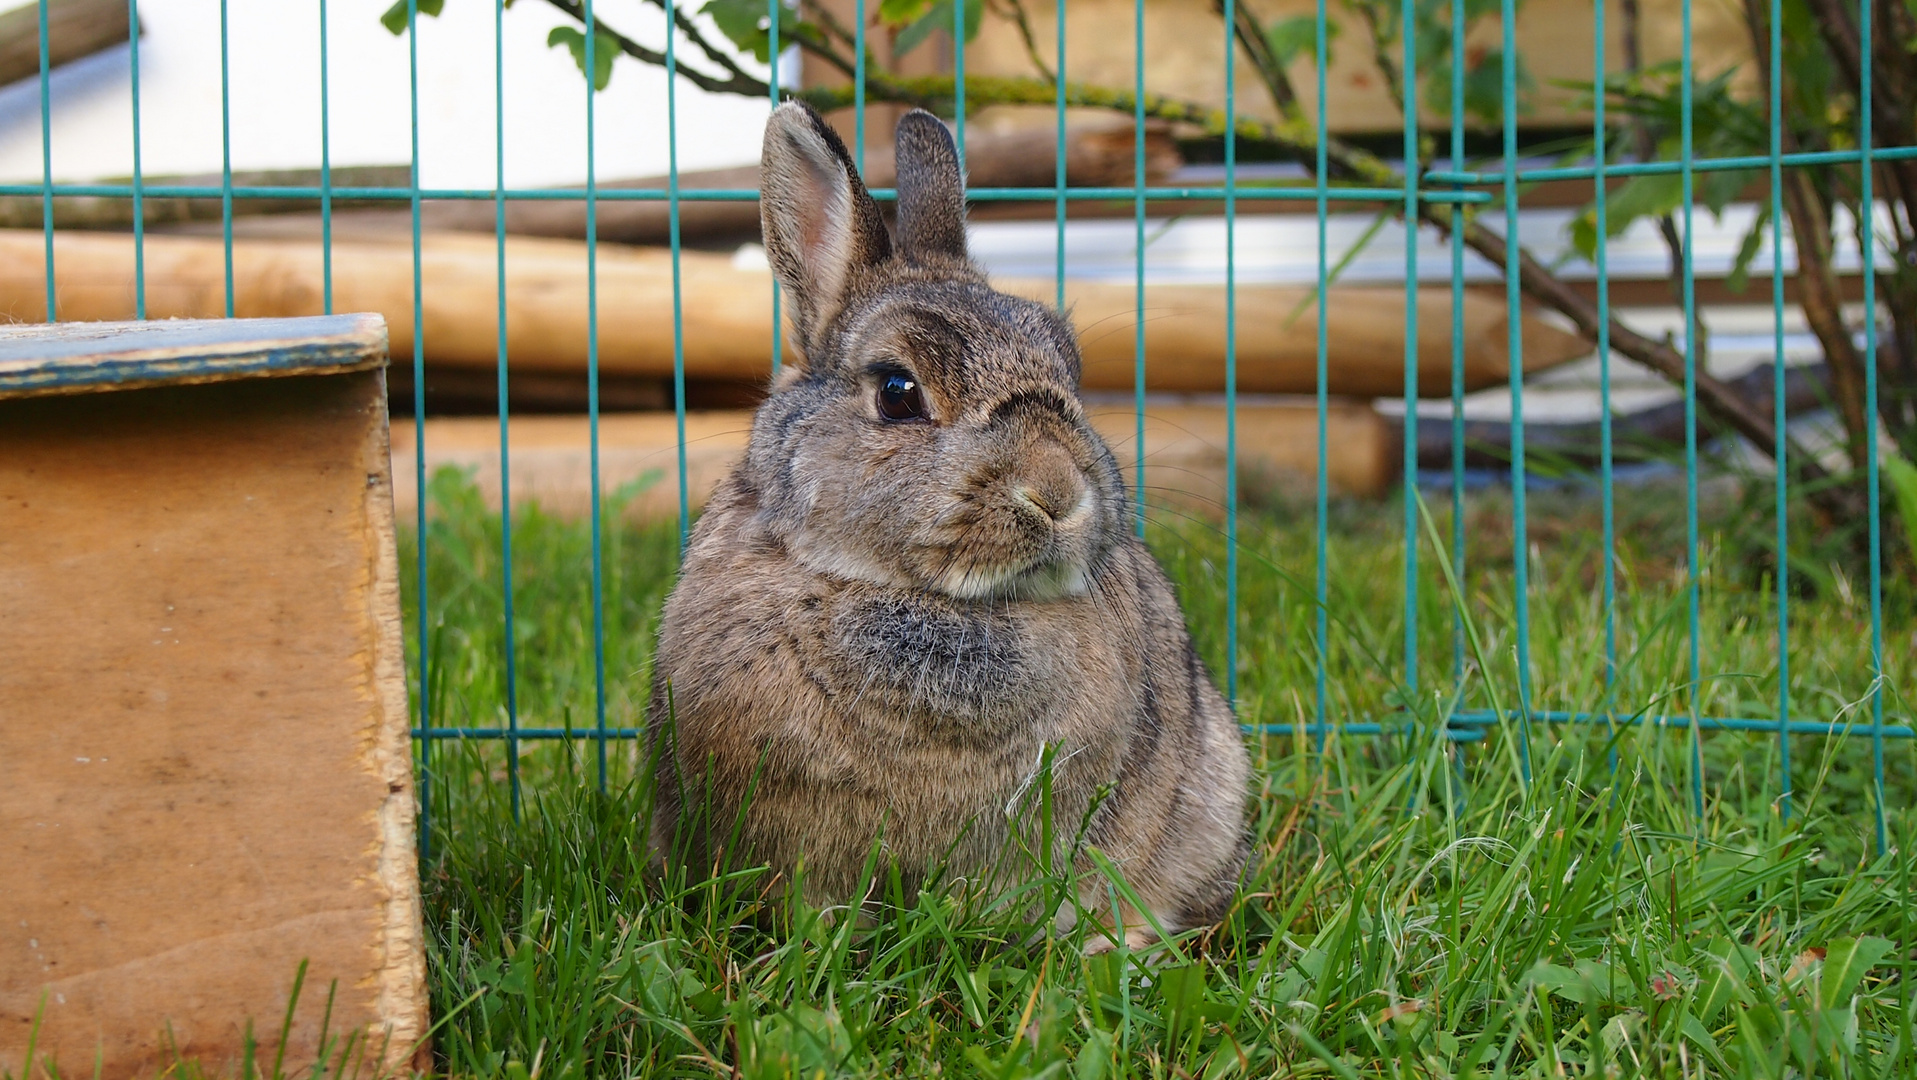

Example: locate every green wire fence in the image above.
[10,0,1911,861]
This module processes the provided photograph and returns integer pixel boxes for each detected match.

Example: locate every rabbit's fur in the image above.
[646,102,1250,948]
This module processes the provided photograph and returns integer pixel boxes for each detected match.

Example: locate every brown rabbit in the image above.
[645,101,1249,950]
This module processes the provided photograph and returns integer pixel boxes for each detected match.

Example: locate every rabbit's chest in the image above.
[798,589,1135,753]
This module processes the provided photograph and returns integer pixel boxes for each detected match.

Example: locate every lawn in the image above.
[397,465,1915,1079]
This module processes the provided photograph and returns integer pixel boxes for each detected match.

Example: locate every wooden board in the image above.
[387,399,1397,527]
[0,0,135,91]
[0,317,425,1080]
[0,230,1591,399]
[0,313,387,399]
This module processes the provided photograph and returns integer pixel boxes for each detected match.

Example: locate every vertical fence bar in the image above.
[1767,0,1790,821]
[585,2,606,791]
[1499,0,1533,785]
[318,0,331,315]
[218,0,234,318]
[1131,0,1146,537]
[1312,0,1329,747]
[769,0,783,377]
[953,0,966,168]
[1859,0,1888,856]
[1223,0,1237,707]
[1680,0,1705,820]
[496,0,521,819]
[670,0,689,550]
[129,0,145,319]
[1593,0,1615,711]
[1054,0,1065,311]
[1447,0,1465,686]
[407,0,433,862]
[853,0,866,169]
[1399,0,1419,702]
[36,0,52,323]
[1593,0,1619,787]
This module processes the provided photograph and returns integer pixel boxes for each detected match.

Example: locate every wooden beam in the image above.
[0,166,412,232]
[0,230,1592,398]
[387,400,1400,528]
[0,0,135,90]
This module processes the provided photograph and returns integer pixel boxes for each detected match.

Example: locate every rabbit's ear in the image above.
[760,101,892,354]
[893,110,968,264]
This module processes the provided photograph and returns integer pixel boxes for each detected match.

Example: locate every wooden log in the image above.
[0,315,426,1080]
[388,399,1398,527]
[0,0,134,90]
[20,122,1172,244]
[0,229,1591,397]
[207,120,1180,247]
[0,166,412,232]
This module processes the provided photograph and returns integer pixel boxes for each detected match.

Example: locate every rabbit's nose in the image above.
[1012,473,1090,526]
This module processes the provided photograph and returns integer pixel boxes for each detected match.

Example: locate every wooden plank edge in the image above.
[0,315,388,400]
[358,380,431,1072]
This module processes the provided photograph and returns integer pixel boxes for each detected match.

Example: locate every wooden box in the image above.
[0,315,427,1079]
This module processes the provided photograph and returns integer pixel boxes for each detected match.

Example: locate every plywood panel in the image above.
[0,369,424,1079]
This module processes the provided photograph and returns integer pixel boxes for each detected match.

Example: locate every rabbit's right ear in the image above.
[760,101,892,358]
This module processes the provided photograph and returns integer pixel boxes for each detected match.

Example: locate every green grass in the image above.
[19,468,1895,1080]
[381,465,1916,1078]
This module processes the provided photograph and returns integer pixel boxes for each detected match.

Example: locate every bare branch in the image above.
[986,0,1056,83]
[538,0,773,97]
[1344,0,1405,121]
[1210,0,1301,119]
[642,0,766,86]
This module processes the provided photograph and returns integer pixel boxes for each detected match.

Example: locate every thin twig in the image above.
[538,0,773,97]
[1345,0,1406,120]
[987,0,1055,83]
[1210,0,1301,119]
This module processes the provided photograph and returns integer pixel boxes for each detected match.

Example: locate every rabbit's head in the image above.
[743,102,1127,602]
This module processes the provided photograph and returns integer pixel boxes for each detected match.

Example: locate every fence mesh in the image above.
[8,0,1911,860]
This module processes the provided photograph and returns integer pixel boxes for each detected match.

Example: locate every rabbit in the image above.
[644,100,1250,951]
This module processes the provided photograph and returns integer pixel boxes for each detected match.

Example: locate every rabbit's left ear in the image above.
[893,110,968,264]
[760,101,893,356]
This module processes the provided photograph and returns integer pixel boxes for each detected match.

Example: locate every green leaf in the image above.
[1726,205,1771,293]
[379,0,444,36]
[1696,937,1759,1021]
[1155,964,1207,1047]
[1818,936,1894,1010]
[1071,1027,1113,1080]
[1607,173,1684,233]
[1569,212,1600,264]
[1524,962,1592,1003]
[1678,1010,1732,1071]
[548,25,619,91]
[877,0,935,26]
[1265,15,1338,68]
[702,0,800,63]
[1883,452,1917,555]
[893,0,983,57]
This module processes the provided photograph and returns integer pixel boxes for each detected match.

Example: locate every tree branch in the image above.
[539,0,773,98]
[1742,0,1872,472]
[986,0,1056,83]
[1209,0,1302,119]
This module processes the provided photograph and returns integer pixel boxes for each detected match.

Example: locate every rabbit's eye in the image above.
[876,373,926,421]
